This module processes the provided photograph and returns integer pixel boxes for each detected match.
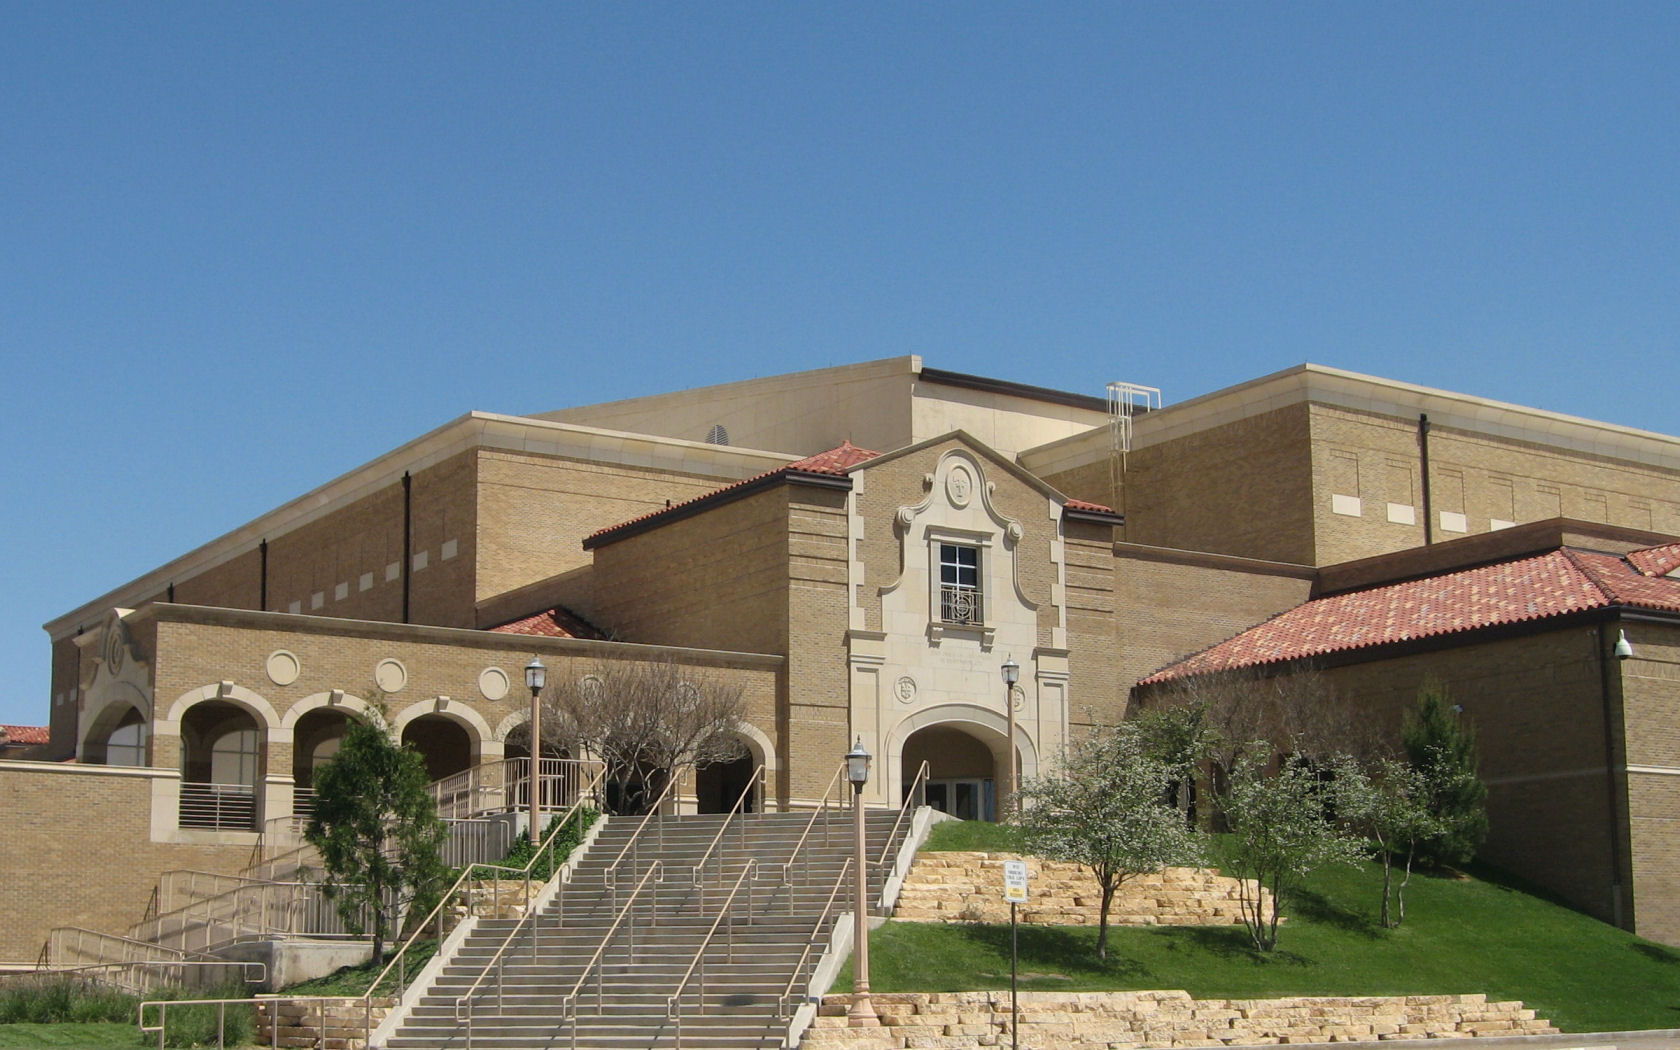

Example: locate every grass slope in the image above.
[849,821,1680,1033]
[0,1023,138,1048]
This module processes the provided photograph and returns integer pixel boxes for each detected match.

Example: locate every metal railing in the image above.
[440,815,519,870]
[555,860,666,1050]
[776,853,853,1018]
[687,764,765,910]
[179,782,257,830]
[775,761,851,888]
[429,756,603,821]
[39,928,230,996]
[876,760,930,874]
[666,858,758,1050]
[348,763,607,1027]
[939,583,983,625]
[602,772,684,910]
[138,992,364,1050]
[1,958,265,998]
[129,876,371,956]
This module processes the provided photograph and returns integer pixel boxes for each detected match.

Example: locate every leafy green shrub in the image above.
[483,808,598,883]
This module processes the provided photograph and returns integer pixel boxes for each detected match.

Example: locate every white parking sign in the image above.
[1003,859,1029,902]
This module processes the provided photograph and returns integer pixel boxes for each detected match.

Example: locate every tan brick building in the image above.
[6,356,1680,963]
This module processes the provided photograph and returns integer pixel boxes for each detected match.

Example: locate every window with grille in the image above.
[939,543,982,625]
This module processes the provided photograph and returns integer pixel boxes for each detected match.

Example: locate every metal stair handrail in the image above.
[775,761,850,888]
[876,760,929,872]
[602,771,684,908]
[456,850,657,1050]
[6,958,266,998]
[362,763,607,1012]
[666,857,758,1050]
[39,928,234,996]
[553,859,665,1050]
[687,763,765,907]
[776,853,853,1018]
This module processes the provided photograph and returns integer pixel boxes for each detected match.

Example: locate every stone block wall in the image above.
[807,991,1557,1049]
[255,996,393,1050]
[893,853,1264,927]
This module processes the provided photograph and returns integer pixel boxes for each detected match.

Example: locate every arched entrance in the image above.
[84,704,148,767]
[695,734,757,814]
[401,715,473,783]
[180,701,261,830]
[902,724,999,822]
[292,708,356,821]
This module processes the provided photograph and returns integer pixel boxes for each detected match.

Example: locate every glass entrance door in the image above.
[923,777,996,822]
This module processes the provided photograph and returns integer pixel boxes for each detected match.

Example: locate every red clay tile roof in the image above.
[490,607,606,640]
[1,725,49,745]
[787,441,882,474]
[1065,498,1119,514]
[1627,542,1680,578]
[1141,546,1680,685]
[585,442,882,544]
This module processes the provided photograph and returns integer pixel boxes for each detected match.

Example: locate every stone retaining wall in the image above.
[255,996,393,1050]
[895,853,1266,926]
[806,991,1557,1049]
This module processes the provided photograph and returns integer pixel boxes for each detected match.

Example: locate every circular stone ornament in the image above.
[895,675,918,704]
[266,650,301,687]
[478,667,510,702]
[374,658,408,694]
[946,464,974,508]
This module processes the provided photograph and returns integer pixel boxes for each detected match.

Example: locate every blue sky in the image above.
[3,3,1677,728]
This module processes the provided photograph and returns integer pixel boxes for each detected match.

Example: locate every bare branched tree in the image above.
[544,661,747,814]
[1151,665,1380,827]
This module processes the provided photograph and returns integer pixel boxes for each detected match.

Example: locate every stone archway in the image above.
[883,703,1038,822]
[401,715,474,783]
[178,700,262,830]
[83,703,148,767]
[901,723,1000,822]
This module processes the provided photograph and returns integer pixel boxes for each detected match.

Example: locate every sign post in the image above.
[1002,860,1029,1050]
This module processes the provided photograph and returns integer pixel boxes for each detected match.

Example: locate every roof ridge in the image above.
[1560,546,1620,604]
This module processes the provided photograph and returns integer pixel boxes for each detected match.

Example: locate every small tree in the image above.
[1015,722,1202,960]
[1160,667,1374,827]
[1401,680,1488,868]
[547,661,746,815]
[1217,750,1370,951]
[305,710,448,965]
[1359,757,1440,928]
[1134,702,1215,823]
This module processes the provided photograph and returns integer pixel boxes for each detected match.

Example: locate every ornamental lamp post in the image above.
[525,657,547,842]
[1001,656,1020,819]
[846,737,878,1026]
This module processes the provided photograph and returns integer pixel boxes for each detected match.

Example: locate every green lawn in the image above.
[850,821,1680,1033]
[0,1022,140,1048]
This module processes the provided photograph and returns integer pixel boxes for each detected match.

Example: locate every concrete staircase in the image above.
[382,807,907,1050]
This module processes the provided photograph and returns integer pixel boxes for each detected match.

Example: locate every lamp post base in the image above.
[847,991,879,1027]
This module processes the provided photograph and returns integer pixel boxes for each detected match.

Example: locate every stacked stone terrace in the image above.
[895,853,1266,927]
[807,991,1557,1049]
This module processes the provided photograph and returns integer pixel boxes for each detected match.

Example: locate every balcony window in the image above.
[939,543,982,625]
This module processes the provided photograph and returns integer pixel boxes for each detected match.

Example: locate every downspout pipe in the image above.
[1596,620,1628,929]
[1418,414,1434,545]
[402,471,413,624]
